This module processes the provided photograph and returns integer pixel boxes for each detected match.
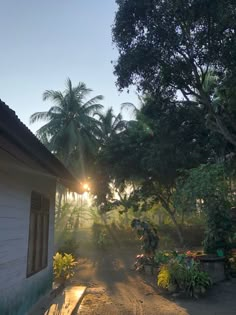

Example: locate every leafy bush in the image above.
[53,252,77,283]
[203,196,232,254]
[176,163,233,254]
[154,250,186,266]
[157,257,212,297]
[183,262,212,297]
[154,251,171,266]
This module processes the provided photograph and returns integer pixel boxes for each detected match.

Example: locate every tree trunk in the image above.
[213,113,236,147]
[199,89,236,148]
[157,194,185,246]
[161,202,184,246]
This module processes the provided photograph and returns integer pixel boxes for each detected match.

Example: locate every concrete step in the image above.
[29,285,86,315]
[45,286,86,315]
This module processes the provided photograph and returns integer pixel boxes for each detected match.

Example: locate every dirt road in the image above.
[74,242,236,315]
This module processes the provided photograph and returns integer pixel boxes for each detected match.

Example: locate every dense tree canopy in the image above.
[92,94,225,243]
[113,0,236,147]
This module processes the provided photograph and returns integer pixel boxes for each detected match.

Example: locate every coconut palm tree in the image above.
[30,78,104,170]
[95,107,126,145]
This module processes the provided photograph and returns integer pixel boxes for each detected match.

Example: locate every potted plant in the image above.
[157,256,212,298]
[53,252,78,286]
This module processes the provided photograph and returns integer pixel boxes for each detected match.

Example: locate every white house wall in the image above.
[0,148,56,315]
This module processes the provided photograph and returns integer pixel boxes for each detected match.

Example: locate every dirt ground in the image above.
[73,240,236,315]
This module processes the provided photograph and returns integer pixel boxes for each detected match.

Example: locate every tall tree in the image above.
[94,96,224,244]
[95,107,126,146]
[30,78,104,174]
[113,0,236,148]
[92,107,127,208]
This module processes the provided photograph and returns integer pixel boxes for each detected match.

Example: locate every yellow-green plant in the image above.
[53,252,77,283]
[157,265,170,289]
[157,257,212,297]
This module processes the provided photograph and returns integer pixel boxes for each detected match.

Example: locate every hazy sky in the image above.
[0,0,137,132]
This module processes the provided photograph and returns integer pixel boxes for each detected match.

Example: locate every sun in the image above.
[83,183,90,191]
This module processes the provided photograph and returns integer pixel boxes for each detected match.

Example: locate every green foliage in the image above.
[203,196,232,254]
[113,0,236,147]
[94,93,223,245]
[175,163,228,206]
[154,250,184,266]
[154,251,170,266]
[95,107,126,146]
[53,252,77,283]
[176,163,233,254]
[182,261,212,297]
[157,258,212,297]
[113,0,236,90]
[176,260,211,297]
[30,78,104,173]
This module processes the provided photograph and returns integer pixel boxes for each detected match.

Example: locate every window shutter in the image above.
[27,191,50,277]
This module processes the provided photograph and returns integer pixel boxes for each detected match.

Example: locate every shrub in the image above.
[154,250,186,266]
[53,252,77,284]
[182,261,212,297]
[157,257,212,297]
[154,251,171,266]
[203,196,232,254]
[175,163,233,254]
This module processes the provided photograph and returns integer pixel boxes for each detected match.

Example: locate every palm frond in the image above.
[86,103,104,113]
[73,82,92,98]
[29,111,52,124]
[93,110,104,120]
[112,112,122,127]
[82,95,104,109]
[42,90,64,103]
[121,102,139,117]
[48,106,63,115]
[65,78,73,92]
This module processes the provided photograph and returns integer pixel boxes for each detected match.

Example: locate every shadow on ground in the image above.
[73,233,236,315]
